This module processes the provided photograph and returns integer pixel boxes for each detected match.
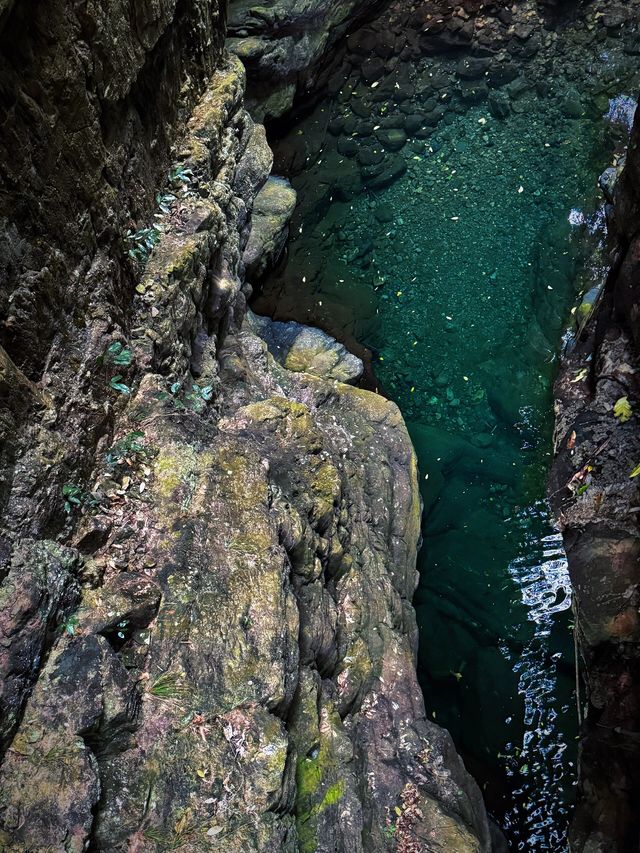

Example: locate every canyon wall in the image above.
[0,1,492,851]
[550,106,640,852]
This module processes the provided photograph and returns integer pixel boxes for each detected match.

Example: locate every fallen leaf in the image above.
[567,431,576,450]
[614,396,633,423]
[571,368,588,383]
[630,463,640,478]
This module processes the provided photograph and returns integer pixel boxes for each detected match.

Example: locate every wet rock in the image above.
[351,97,372,119]
[227,0,383,119]
[244,176,298,280]
[488,90,511,119]
[506,76,532,100]
[457,56,491,79]
[603,5,629,30]
[459,79,489,103]
[357,146,384,166]
[561,88,585,118]
[550,85,640,853]
[375,127,407,151]
[374,202,395,223]
[361,55,385,82]
[487,61,520,88]
[405,113,425,134]
[0,540,80,751]
[364,154,408,189]
[338,136,359,158]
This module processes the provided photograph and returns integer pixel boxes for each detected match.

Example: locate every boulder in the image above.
[243,177,297,281]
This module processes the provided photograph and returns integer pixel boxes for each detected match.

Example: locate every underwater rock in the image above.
[488,90,511,119]
[561,88,585,119]
[375,127,407,151]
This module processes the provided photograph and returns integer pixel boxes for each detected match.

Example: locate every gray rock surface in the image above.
[244,176,298,280]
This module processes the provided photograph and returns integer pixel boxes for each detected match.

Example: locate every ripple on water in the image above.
[502,517,576,851]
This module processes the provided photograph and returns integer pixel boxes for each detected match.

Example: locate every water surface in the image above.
[254,42,639,849]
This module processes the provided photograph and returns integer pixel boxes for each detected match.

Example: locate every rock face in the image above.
[0,1,493,851]
[248,311,364,383]
[226,0,387,120]
[244,177,298,280]
[549,103,640,851]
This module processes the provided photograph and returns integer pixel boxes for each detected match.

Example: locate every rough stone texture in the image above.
[248,311,364,383]
[226,0,388,120]
[0,3,494,850]
[244,176,298,280]
[550,101,640,852]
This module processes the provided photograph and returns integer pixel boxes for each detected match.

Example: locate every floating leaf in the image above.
[614,396,633,423]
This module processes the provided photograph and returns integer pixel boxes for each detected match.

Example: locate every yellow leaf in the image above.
[614,396,633,423]
[571,368,588,383]
[196,769,206,779]
[630,463,640,478]
[394,806,402,817]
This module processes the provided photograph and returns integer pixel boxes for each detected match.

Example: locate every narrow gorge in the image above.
[0,1,639,852]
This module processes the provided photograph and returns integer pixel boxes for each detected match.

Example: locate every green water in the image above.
[254,45,639,849]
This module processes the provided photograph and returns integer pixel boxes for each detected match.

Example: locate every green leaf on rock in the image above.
[614,396,632,423]
[109,375,131,395]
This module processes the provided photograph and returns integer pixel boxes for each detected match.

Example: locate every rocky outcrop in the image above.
[549,104,640,851]
[226,0,388,120]
[248,312,363,383]
[0,1,494,850]
[244,177,297,280]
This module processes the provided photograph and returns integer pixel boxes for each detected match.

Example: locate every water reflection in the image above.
[502,522,575,850]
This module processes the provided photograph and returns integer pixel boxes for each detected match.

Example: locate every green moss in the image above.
[320,780,345,809]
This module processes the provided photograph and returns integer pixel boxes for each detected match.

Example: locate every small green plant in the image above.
[105,430,153,467]
[62,483,100,514]
[383,822,396,840]
[169,164,194,186]
[109,375,131,395]
[125,226,161,264]
[172,381,214,413]
[143,827,170,844]
[614,396,633,423]
[149,672,188,699]
[156,191,177,215]
[62,613,80,636]
[104,341,134,367]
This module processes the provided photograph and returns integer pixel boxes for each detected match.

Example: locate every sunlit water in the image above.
[255,33,640,848]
